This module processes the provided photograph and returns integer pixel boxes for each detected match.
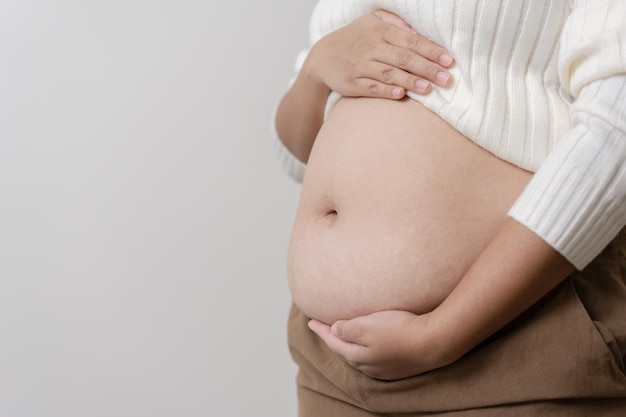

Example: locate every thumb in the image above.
[332,319,366,346]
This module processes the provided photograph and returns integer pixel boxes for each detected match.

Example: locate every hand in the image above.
[303,10,454,100]
[308,310,452,381]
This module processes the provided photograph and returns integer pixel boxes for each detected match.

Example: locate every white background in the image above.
[0,1,315,415]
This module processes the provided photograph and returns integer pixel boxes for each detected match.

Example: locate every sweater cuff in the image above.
[509,118,626,270]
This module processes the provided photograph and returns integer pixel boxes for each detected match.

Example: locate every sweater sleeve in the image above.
[508,0,626,270]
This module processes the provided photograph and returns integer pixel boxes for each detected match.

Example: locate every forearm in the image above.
[431,217,575,363]
[275,61,331,163]
[433,0,626,362]
[309,216,577,380]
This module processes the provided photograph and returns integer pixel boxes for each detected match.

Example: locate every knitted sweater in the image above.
[274,0,626,269]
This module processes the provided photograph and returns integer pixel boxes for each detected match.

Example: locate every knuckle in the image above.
[431,46,444,60]
[396,49,413,67]
[367,82,381,94]
[355,39,374,55]
[381,66,394,82]
[406,32,425,50]
[335,323,345,339]
[344,67,359,83]
[372,22,387,37]
[406,33,444,62]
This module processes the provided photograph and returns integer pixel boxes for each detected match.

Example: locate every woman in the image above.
[274,1,626,415]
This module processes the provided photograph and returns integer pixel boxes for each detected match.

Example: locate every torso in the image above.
[287,97,532,324]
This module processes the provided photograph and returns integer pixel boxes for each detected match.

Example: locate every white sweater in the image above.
[274,0,626,270]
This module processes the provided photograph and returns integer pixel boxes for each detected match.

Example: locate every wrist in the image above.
[408,311,463,371]
[299,46,333,98]
[425,306,473,366]
[422,219,576,367]
[298,71,332,104]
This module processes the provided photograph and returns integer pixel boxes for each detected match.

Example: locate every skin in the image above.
[276,10,575,381]
[275,10,454,163]
[307,219,574,380]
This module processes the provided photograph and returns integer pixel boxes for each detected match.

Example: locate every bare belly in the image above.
[287,97,532,325]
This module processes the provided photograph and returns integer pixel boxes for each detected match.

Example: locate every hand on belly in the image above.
[307,308,450,381]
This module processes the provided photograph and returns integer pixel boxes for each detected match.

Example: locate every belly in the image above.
[287,97,532,324]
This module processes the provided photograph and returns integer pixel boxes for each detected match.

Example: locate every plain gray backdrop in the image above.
[0,1,316,415]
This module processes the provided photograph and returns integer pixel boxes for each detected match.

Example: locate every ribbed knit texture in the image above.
[509,0,626,268]
[273,0,626,269]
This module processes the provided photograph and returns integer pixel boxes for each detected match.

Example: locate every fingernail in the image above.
[392,87,404,97]
[415,79,430,91]
[439,53,453,66]
[436,71,450,84]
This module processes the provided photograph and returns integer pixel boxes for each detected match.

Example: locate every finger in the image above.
[345,78,410,99]
[331,319,369,346]
[356,62,433,95]
[307,319,330,335]
[384,27,454,69]
[372,10,416,33]
[308,320,366,360]
[374,46,452,87]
